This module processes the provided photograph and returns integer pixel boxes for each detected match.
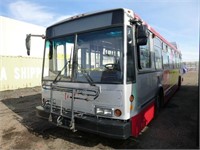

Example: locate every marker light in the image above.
[130,105,133,110]
[129,95,134,102]
[114,109,122,117]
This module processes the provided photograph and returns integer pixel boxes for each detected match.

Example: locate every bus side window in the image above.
[163,51,169,69]
[56,45,65,72]
[154,37,162,70]
[170,49,175,69]
[175,52,180,69]
[138,33,151,69]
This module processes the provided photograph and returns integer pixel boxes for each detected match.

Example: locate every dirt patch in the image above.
[0,71,199,149]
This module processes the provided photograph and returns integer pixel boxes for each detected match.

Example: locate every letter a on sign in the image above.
[0,67,7,81]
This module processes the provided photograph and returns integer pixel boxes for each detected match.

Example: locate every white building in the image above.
[0,16,46,91]
[0,16,45,57]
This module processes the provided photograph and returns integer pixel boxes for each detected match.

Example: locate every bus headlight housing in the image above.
[95,107,113,117]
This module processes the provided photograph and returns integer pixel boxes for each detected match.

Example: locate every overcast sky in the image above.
[0,0,199,62]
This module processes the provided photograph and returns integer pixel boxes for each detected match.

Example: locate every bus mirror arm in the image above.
[25,34,45,56]
[130,18,142,26]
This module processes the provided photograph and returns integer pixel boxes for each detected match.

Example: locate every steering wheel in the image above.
[104,64,116,70]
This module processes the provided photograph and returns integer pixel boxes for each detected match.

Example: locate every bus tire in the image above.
[154,89,164,117]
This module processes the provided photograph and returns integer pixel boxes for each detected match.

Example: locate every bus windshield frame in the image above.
[43,26,124,84]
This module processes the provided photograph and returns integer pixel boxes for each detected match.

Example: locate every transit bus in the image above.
[26,8,182,139]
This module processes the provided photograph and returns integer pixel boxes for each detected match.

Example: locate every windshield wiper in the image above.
[53,61,68,84]
[81,69,95,86]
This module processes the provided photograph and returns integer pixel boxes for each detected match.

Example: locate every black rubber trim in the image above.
[36,106,131,139]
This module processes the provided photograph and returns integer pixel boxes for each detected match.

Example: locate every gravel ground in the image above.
[0,71,199,149]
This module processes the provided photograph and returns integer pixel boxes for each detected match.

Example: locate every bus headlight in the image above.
[96,108,104,115]
[95,107,113,117]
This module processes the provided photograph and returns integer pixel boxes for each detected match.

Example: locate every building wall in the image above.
[0,16,46,91]
[0,56,43,91]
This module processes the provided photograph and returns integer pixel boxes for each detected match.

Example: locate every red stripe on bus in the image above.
[131,101,155,137]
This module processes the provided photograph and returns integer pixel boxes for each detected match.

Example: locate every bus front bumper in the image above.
[36,106,131,139]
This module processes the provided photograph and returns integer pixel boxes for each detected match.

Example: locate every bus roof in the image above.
[48,8,181,54]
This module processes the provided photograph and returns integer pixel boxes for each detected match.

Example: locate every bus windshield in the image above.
[43,27,124,84]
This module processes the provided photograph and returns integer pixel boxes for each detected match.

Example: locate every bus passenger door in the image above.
[136,28,157,110]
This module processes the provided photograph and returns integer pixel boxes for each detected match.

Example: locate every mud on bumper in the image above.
[36,106,131,139]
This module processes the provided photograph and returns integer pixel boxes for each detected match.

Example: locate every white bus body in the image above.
[33,8,182,139]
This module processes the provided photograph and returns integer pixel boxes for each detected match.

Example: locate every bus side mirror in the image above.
[136,25,149,45]
[26,34,31,55]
